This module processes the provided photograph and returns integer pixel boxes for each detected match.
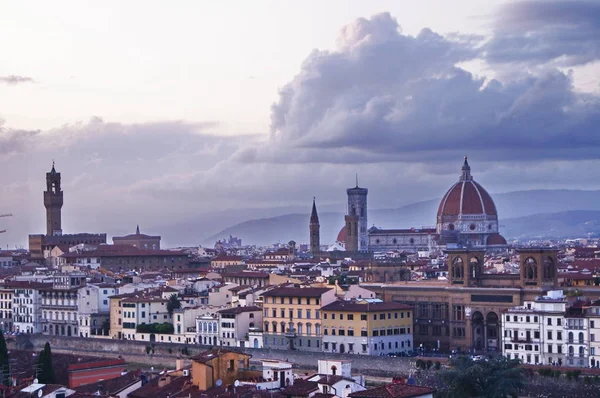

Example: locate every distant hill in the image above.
[502,210,600,239]
[203,190,600,245]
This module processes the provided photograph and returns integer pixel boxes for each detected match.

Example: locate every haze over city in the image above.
[1,0,600,247]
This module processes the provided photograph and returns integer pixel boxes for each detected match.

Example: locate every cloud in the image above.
[0,75,35,85]
[485,0,600,67]
[3,10,600,247]
[243,11,600,165]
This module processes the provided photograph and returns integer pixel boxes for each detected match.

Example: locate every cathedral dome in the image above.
[336,226,346,243]
[437,157,497,219]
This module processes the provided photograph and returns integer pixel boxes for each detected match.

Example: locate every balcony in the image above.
[565,325,584,330]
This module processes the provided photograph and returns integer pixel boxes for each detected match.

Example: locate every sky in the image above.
[1,0,600,247]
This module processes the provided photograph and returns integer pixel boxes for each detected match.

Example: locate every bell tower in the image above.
[309,198,320,254]
[346,177,368,251]
[44,162,63,236]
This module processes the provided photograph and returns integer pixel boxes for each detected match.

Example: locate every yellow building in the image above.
[191,348,251,391]
[321,299,413,356]
[261,286,336,352]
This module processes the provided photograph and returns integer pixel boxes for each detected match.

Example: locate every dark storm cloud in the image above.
[249,12,600,165]
[486,0,600,66]
[0,75,35,85]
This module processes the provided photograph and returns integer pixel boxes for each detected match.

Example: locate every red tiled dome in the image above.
[437,180,497,217]
[437,157,497,218]
[487,233,507,245]
[337,226,346,243]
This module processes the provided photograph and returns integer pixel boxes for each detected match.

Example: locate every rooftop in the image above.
[261,287,332,298]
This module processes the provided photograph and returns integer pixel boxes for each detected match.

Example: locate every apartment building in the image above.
[120,295,171,340]
[40,272,86,337]
[77,283,117,337]
[261,286,336,351]
[502,290,572,366]
[217,306,262,348]
[0,288,12,333]
[7,281,50,334]
[565,302,589,367]
[321,299,413,355]
[587,300,600,367]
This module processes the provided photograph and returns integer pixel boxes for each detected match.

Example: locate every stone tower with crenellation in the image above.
[44,162,63,236]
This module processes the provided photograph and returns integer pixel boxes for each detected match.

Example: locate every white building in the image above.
[196,313,219,346]
[77,283,117,337]
[306,359,365,398]
[586,300,600,368]
[238,360,294,390]
[9,281,49,334]
[502,291,580,366]
[217,306,263,348]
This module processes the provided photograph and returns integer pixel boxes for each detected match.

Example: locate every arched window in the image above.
[569,332,574,342]
[297,324,303,335]
[579,332,584,344]
[351,206,356,216]
[331,366,337,375]
[579,346,585,356]
[306,324,312,335]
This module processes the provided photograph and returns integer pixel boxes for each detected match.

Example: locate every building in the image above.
[310,198,320,254]
[0,288,12,333]
[113,225,161,250]
[211,255,245,268]
[321,299,413,356]
[366,248,559,352]
[587,300,600,368]
[29,164,107,259]
[40,272,86,336]
[368,228,436,253]
[305,359,366,398]
[60,243,190,272]
[196,313,220,346]
[501,290,567,366]
[349,382,435,398]
[77,283,117,337]
[67,358,127,388]
[119,294,171,340]
[217,306,262,347]
[7,281,50,334]
[261,286,336,351]
[191,348,251,391]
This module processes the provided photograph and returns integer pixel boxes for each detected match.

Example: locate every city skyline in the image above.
[1,1,600,247]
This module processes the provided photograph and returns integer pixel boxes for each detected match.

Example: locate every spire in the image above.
[51,160,56,174]
[310,197,319,224]
[460,156,472,181]
[136,225,140,235]
[356,173,359,188]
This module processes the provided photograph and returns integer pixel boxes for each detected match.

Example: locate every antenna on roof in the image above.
[355,173,358,187]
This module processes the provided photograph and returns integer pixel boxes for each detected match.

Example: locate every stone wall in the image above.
[16,334,421,376]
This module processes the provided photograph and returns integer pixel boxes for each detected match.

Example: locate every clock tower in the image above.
[44,162,63,236]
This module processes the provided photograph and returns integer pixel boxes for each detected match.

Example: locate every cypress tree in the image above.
[0,330,9,386]
[37,342,56,384]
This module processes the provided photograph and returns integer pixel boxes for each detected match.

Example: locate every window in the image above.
[306,310,312,319]
[280,309,285,318]
[547,331,552,340]
[361,330,367,337]
[548,344,552,353]
[297,309,302,318]
[557,318,562,326]
[324,313,328,319]
[557,331,562,340]
[373,330,379,337]
[348,329,354,336]
[453,305,464,321]
[361,314,367,321]
[379,313,385,320]
[347,314,354,321]
[340,314,344,320]
[332,314,336,320]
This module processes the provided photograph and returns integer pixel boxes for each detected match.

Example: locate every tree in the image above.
[0,330,9,386]
[437,356,525,398]
[167,294,181,315]
[37,342,56,384]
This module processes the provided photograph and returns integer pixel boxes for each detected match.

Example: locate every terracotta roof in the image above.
[74,370,140,395]
[212,256,244,262]
[61,244,187,258]
[487,233,508,246]
[281,380,319,397]
[337,226,346,243]
[261,287,332,298]
[217,306,262,314]
[190,348,250,364]
[68,358,125,371]
[349,383,436,398]
[437,180,497,218]
[222,271,270,279]
[321,300,412,312]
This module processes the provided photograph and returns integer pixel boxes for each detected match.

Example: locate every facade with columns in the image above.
[363,248,560,353]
